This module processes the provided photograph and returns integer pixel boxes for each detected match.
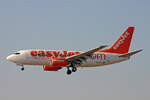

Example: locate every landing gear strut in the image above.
[20,65,24,71]
[66,63,77,75]
[16,64,24,71]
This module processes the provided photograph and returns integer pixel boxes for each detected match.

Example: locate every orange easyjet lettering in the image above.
[53,51,60,57]
[38,51,45,57]
[46,51,52,57]
[30,50,37,56]
[30,50,81,57]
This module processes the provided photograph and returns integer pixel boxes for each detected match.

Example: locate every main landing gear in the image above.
[67,68,72,75]
[66,63,77,75]
[72,67,77,72]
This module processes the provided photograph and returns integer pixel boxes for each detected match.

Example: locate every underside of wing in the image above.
[66,45,107,65]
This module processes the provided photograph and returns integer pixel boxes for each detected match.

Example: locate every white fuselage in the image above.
[7,50,129,68]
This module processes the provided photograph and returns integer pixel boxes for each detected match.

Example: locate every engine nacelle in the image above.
[43,65,59,71]
[51,58,67,66]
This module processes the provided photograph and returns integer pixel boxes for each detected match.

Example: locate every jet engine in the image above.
[51,57,67,66]
[43,65,59,71]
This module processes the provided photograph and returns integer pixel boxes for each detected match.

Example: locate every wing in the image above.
[66,45,107,65]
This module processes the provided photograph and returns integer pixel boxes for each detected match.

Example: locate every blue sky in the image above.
[0,0,149,100]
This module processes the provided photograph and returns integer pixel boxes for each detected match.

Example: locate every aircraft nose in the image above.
[7,55,14,62]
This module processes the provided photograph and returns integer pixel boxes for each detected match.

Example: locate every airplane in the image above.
[7,27,142,75]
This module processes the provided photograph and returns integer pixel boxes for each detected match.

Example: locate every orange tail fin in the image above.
[101,27,134,54]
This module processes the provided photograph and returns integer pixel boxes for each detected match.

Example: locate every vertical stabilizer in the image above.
[101,27,134,54]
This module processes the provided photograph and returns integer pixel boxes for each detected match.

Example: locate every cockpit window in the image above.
[14,52,20,55]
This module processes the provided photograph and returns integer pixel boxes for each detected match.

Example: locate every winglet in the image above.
[119,49,143,58]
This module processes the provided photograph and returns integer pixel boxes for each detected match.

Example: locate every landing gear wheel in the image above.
[72,67,77,72]
[21,67,24,71]
[67,70,72,75]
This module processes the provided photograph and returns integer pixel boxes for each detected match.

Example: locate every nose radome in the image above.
[7,55,13,61]
[7,55,10,60]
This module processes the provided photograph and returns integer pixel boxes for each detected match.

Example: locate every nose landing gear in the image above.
[16,64,24,71]
[21,66,24,71]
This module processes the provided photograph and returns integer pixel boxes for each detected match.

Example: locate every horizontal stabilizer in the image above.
[119,49,143,58]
